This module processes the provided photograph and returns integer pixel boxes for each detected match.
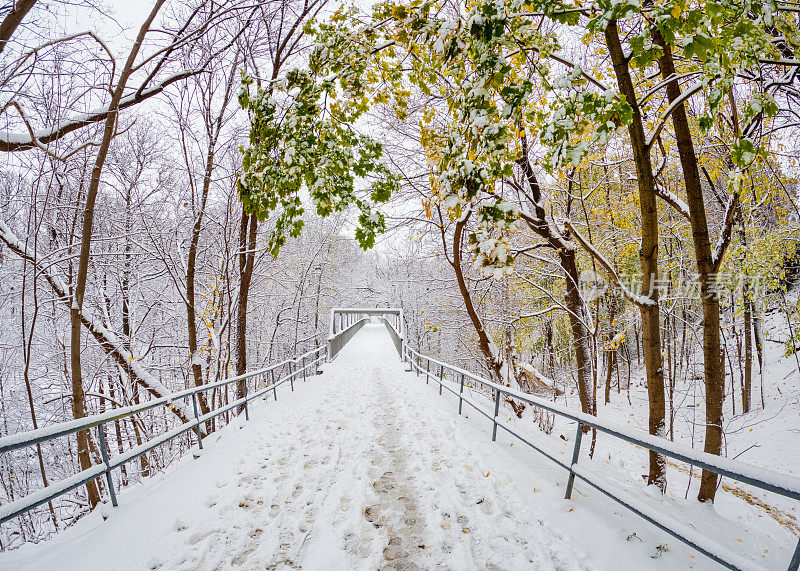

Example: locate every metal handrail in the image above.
[0,345,327,526]
[403,344,800,571]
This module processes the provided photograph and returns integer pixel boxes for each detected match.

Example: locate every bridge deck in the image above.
[3,325,731,569]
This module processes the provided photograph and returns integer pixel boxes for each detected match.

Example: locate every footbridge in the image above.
[1,311,799,570]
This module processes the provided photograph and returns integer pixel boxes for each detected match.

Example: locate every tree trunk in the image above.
[20,254,58,529]
[515,135,595,415]
[754,311,765,408]
[68,0,165,510]
[605,293,618,405]
[653,29,724,502]
[120,192,148,476]
[606,20,666,491]
[743,289,753,414]
[236,211,258,405]
[186,143,215,422]
[739,222,753,414]
[452,213,506,384]
[560,250,595,416]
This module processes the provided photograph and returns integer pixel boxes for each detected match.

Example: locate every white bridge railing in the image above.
[326,307,404,361]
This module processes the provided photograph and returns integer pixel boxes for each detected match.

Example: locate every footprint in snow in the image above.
[230,547,254,566]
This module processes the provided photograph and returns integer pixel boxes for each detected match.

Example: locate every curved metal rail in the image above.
[0,345,326,525]
[403,344,800,571]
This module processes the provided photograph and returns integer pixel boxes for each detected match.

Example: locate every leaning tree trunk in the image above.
[68,1,165,510]
[452,213,506,384]
[515,135,595,416]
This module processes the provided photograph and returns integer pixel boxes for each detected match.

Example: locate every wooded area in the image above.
[0,0,799,551]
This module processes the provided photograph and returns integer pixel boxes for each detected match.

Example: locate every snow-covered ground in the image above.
[575,307,800,568]
[1,324,797,570]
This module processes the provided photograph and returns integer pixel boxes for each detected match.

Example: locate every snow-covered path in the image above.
[2,324,739,570]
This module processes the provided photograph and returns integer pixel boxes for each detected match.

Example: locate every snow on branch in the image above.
[562,218,657,307]
[655,183,691,220]
[711,191,739,273]
[646,79,705,149]
[0,69,202,152]
[0,219,197,427]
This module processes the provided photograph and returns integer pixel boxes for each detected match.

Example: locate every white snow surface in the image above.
[2,325,795,570]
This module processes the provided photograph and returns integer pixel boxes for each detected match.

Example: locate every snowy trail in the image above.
[2,324,737,570]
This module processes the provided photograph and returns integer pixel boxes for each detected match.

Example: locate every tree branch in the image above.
[711,192,739,273]
[562,218,656,307]
[0,218,199,429]
[0,69,201,152]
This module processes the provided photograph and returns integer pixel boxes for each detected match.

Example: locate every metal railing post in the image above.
[565,422,584,499]
[243,378,249,421]
[425,358,430,384]
[191,393,203,449]
[415,355,419,376]
[271,369,277,400]
[96,423,118,507]
[302,356,306,382]
[439,365,443,395]
[290,361,295,392]
[787,538,800,571]
[458,373,465,414]
[789,538,800,571]
[491,389,501,441]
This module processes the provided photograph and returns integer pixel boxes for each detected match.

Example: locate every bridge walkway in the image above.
[3,324,712,570]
